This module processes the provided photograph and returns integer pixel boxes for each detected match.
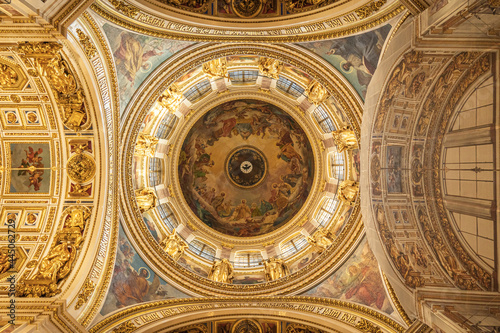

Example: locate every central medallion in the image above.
[178,99,314,237]
[227,147,267,188]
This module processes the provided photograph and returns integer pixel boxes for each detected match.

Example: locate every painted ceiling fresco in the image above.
[99,224,189,316]
[101,23,195,116]
[302,237,395,318]
[298,24,391,100]
[178,99,314,237]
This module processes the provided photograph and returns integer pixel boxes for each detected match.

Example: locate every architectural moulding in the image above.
[90,0,405,42]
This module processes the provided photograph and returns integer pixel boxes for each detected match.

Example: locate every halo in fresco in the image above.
[178,99,314,237]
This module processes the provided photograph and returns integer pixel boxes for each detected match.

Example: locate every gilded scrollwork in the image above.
[76,29,97,59]
[355,0,386,19]
[208,258,234,283]
[110,0,139,18]
[75,278,96,310]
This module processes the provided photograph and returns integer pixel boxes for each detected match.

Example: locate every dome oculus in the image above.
[178,99,314,237]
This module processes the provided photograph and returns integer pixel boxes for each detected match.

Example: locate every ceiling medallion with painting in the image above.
[178,99,314,237]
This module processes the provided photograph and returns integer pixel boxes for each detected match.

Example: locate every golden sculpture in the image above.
[69,183,92,197]
[157,84,183,114]
[332,126,358,152]
[18,41,88,132]
[135,133,159,157]
[67,152,96,184]
[59,89,87,130]
[0,247,12,274]
[34,242,76,283]
[135,187,158,213]
[58,207,91,248]
[0,63,18,88]
[307,227,334,252]
[258,57,283,79]
[202,58,228,79]
[305,81,328,105]
[208,258,234,283]
[160,230,188,261]
[338,180,359,205]
[17,206,91,297]
[263,257,289,281]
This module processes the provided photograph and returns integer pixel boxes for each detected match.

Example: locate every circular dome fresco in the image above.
[178,99,314,237]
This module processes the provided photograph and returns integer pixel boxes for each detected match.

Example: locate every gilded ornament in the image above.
[69,183,92,197]
[75,278,96,310]
[232,0,263,18]
[355,0,386,19]
[157,84,182,113]
[338,180,359,205]
[135,133,159,157]
[356,318,382,333]
[110,0,139,18]
[208,258,234,283]
[160,229,188,261]
[307,227,334,252]
[0,63,18,88]
[135,187,158,213]
[0,247,13,274]
[233,319,261,333]
[286,0,326,11]
[202,57,229,79]
[10,94,21,103]
[333,126,358,152]
[258,57,283,79]
[38,53,77,95]
[17,206,91,297]
[76,29,97,59]
[67,152,96,184]
[113,321,136,333]
[17,41,62,57]
[305,81,328,105]
[263,257,289,281]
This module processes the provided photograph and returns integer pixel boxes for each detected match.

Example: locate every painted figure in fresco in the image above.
[113,267,155,307]
[114,32,165,83]
[18,146,45,191]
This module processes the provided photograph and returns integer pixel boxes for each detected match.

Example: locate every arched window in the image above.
[234,251,263,268]
[188,239,216,261]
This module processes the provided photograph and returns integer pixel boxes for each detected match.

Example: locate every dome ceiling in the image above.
[179,99,314,237]
[118,42,365,295]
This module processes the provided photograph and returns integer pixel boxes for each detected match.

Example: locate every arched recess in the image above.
[360,9,499,333]
[89,297,405,333]
[0,32,117,332]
